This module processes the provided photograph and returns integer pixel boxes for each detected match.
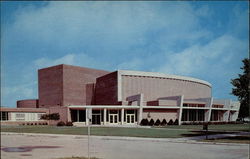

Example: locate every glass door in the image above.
[126,114,135,124]
[109,114,118,124]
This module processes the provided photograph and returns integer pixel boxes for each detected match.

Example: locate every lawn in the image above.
[0,125,193,138]
[162,123,250,131]
[1,124,249,138]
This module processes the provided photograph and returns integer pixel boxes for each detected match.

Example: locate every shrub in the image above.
[154,119,161,126]
[57,121,65,126]
[66,122,73,126]
[161,119,167,126]
[168,119,174,125]
[149,119,155,126]
[174,119,179,125]
[41,113,60,120]
[140,119,149,126]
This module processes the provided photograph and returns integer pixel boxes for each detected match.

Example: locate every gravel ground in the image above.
[1,132,249,159]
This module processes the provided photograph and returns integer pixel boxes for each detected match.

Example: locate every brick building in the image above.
[0,64,240,125]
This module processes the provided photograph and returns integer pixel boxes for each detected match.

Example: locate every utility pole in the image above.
[87,109,92,159]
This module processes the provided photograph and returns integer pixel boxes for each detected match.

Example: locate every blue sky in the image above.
[1,1,249,107]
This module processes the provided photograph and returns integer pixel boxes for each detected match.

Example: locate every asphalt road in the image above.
[1,132,249,159]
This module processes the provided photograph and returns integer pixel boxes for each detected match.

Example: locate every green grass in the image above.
[1,125,193,138]
[1,124,249,138]
[162,124,250,131]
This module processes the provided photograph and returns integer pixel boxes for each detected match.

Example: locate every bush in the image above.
[161,119,167,126]
[66,122,73,126]
[168,119,174,125]
[140,119,149,126]
[154,119,161,126]
[57,121,65,126]
[41,113,60,120]
[174,119,179,125]
[149,119,155,126]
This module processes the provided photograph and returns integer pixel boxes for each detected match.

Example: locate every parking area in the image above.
[1,132,249,159]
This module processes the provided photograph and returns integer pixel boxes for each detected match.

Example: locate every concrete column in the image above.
[104,109,107,125]
[231,111,239,121]
[77,110,79,122]
[121,109,124,125]
[138,94,144,124]
[178,95,184,125]
[85,109,88,125]
[67,108,72,122]
[204,98,213,122]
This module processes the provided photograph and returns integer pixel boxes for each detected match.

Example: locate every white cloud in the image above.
[33,53,112,70]
[117,58,144,70]
[5,1,213,54]
[159,34,247,77]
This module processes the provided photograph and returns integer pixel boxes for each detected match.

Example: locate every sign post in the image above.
[87,109,92,159]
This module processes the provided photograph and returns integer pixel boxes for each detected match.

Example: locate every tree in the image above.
[231,58,250,120]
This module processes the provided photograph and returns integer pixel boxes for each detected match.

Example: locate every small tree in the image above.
[161,119,167,126]
[149,119,155,126]
[168,119,174,125]
[140,119,149,126]
[174,119,179,125]
[65,122,73,126]
[154,119,161,126]
[155,119,161,126]
[57,121,65,126]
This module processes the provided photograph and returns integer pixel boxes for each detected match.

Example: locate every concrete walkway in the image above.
[1,132,249,159]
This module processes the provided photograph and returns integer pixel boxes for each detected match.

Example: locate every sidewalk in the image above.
[1,131,248,145]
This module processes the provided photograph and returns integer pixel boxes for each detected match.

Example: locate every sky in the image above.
[1,1,249,107]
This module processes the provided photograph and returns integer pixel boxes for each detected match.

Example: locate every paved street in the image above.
[1,132,249,159]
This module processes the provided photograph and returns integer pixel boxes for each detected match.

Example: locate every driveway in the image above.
[1,132,249,159]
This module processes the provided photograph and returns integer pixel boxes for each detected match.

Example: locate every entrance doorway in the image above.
[109,114,118,124]
[92,115,101,124]
[126,114,135,124]
[92,110,101,125]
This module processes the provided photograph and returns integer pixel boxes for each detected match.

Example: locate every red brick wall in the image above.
[62,65,108,106]
[38,65,63,108]
[38,64,109,107]
[17,99,39,108]
[48,106,68,125]
[86,83,95,105]
[95,71,118,105]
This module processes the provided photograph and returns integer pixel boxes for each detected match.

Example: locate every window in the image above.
[0,112,8,121]
[37,113,44,120]
[15,113,25,121]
